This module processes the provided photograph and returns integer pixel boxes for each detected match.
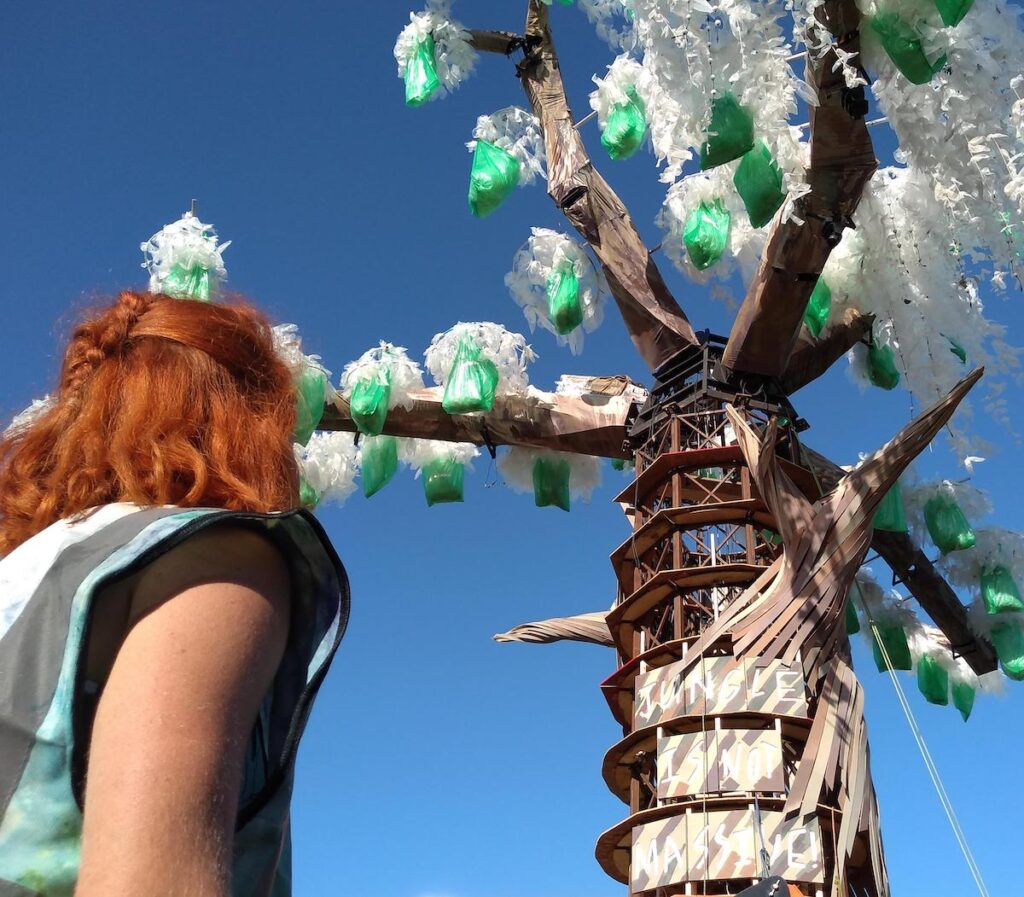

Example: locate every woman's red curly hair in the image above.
[0,291,301,555]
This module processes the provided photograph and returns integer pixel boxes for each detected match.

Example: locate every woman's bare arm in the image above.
[75,526,291,897]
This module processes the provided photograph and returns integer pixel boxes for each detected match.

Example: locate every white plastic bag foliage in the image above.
[590,56,648,157]
[498,446,602,510]
[3,396,55,437]
[140,211,230,301]
[340,342,424,435]
[424,322,537,399]
[468,107,547,185]
[823,167,1021,457]
[578,0,637,49]
[295,432,360,508]
[940,528,1024,611]
[393,0,477,104]
[657,166,765,286]
[272,324,336,446]
[859,0,1024,291]
[505,228,605,354]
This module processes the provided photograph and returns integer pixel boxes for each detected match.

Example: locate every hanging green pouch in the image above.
[951,681,975,721]
[845,598,861,635]
[299,476,321,510]
[350,373,392,437]
[935,0,974,27]
[733,141,786,228]
[699,92,754,170]
[916,656,949,705]
[990,620,1024,680]
[164,262,211,301]
[868,342,900,390]
[546,261,584,335]
[601,87,646,161]
[946,335,967,363]
[468,140,521,218]
[361,435,398,498]
[923,492,976,553]
[442,336,499,415]
[871,621,913,671]
[404,33,441,107]
[981,565,1024,615]
[294,367,328,447]
[873,481,908,533]
[422,457,465,506]
[870,12,947,85]
[533,456,571,511]
[683,200,731,271]
[803,278,832,338]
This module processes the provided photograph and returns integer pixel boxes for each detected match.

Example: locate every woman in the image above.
[0,290,348,897]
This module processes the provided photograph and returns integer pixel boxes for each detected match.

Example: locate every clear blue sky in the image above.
[3,3,1022,895]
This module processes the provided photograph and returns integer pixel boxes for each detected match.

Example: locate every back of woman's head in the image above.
[0,291,300,554]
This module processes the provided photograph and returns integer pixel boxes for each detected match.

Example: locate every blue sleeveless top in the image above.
[0,503,349,897]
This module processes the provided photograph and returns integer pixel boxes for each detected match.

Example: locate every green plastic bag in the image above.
[871,622,913,671]
[361,435,398,498]
[923,492,976,554]
[299,476,321,510]
[442,336,499,414]
[468,140,520,218]
[952,681,975,721]
[870,12,947,84]
[845,598,861,635]
[803,278,832,338]
[733,141,786,228]
[868,342,900,390]
[935,0,974,27]
[533,456,571,511]
[601,87,646,161]
[916,656,949,705]
[350,374,392,437]
[612,457,635,471]
[422,457,465,506]
[761,528,783,547]
[946,335,968,364]
[404,33,440,107]
[873,481,908,533]
[981,565,1024,615]
[546,262,584,335]
[699,92,754,170]
[164,262,211,301]
[683,200,731,271]
[294,367,327,447]
[991,620,1024,680]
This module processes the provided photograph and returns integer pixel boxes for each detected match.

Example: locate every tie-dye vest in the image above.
[0,504,349,897]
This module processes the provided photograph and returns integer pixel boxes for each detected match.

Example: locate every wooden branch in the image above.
[722,0,877,378]
[515,2,700,372]
[494,610,613,646]
[319,385,636,459]
[779,309,874,394]
[467,29,522,55]
[799,440,998,675]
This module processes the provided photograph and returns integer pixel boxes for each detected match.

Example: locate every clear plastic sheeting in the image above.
[505,228,605,354]
[393,1,477,104]
[140,211,230,301]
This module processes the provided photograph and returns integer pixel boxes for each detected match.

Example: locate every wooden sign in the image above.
[634,657,808,729]
[631,810,824,893]
[657,729,785,798]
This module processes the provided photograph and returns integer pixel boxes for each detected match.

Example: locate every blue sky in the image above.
[3,2,1023,895]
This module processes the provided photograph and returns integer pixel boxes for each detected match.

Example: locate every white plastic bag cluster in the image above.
[577,0,637,49]
[399,437,479,475]
[497,446,602,501]
[823,167,1021,456]
[589,55,646,130]
[140,211,230,298]
[505,228,605,354]
[295,431,360,506]
[3,396,55,437]
[860,0,1024,291]
[340,342,424,411]
[272,324,337,402]
[392,0,477,100]
[940,527,1024,597]
[468,107,547,186]
[424,322,537,395]
[901,478,992,547]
